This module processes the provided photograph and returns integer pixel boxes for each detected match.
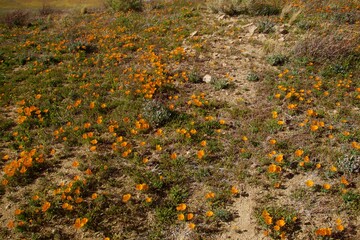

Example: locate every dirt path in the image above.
[183,10,288,239]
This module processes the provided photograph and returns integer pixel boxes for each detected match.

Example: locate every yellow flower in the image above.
[91,193,98,200]
[205,192,215,199]
[42,201,51,212]
[269,139,276,145]
[176,203,187,211]
[330,165,337,172]
[15,209,23,215]
[187,213,194,220]
[135,183,149,191]
[206,211,214,217]
[170,153,177,160]
[277,120,284,125]
[275,154,284,163]
[188,223,196,229]
[72,161,79,167]
[295,149,304,157]
[264,216,272,225]
[178,214,185,221]
[272,111,278,119]
[268,164,281,173]
[200,140,207,147]
[323,183,331,190]
[122,194,131,203]
[315,227,332,236]
[89,102,95,109]
[74,218,88,229]
[219,119,225,125]
[231,186,239,195]
[336,224,344,231]
[305,180,314,187]
[310,125,319,131]
[276,219,286,227]
[242,136,248,141]
[197,150,205,159]
[340,176,349,186]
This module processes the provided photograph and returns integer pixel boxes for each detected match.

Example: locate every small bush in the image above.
[332,12,359,25]
[208,0,248,16]
[248,2,281,16]
[296,20,314,30]
[39,4,56,16]
[142,100,175,127]
[247,72,260,82]
[267,54,288,66]
[3,10,30,28]
[106,0,143,12]
[215,209,233,222]
[189,71,203,83]
[294,33,359,62]
[256,20,275,34]
[211,78,232,90]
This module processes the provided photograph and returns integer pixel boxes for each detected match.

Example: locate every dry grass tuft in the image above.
[2,10,30,28]
[294,33,360,61]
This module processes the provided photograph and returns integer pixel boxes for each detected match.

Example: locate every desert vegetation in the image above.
[0,0,359,239]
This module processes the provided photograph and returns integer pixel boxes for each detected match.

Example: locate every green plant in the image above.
[215,208,233,222]
[155,206,176,224]
[211,78,232,90]
[248,1,281,16]
[208,0,248,16]
[3,10,30,28]
[247,72,260,82]
[142,100,175,127]
[267,54,288,66]
[256,20,275,34]
[294,33,359,62]
[189,71,203,83]
[106,0,143,12]
[332,12,359,25]
[168,185,188,204]
[342,191,360,212]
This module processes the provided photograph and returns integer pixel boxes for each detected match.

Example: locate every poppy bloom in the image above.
[122,194,131,203]
[74,218,88,229]
[42,201,51,212]
[188,223,196,229]
[295,149,304,157]
[176,203,187,211]
[197,150,205,159]
[178,214,185,221]
[206,211,214,217]
[305,180,314,187]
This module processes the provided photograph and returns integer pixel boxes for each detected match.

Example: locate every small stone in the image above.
[279,28,289,34]
[203,74,212,83]
[190,31,198,37]
[248,25,258,36]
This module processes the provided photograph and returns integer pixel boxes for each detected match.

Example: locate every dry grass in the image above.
[294,33,360,61]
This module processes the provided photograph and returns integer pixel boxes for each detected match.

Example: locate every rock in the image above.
[248,25,258,36]
[241,23,254,28]
[279,28,289,34]
[203,74,212,83]
[190,31,198,37]
[218,14,226,20]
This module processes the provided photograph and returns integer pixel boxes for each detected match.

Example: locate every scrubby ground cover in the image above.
[0,0,359,239]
